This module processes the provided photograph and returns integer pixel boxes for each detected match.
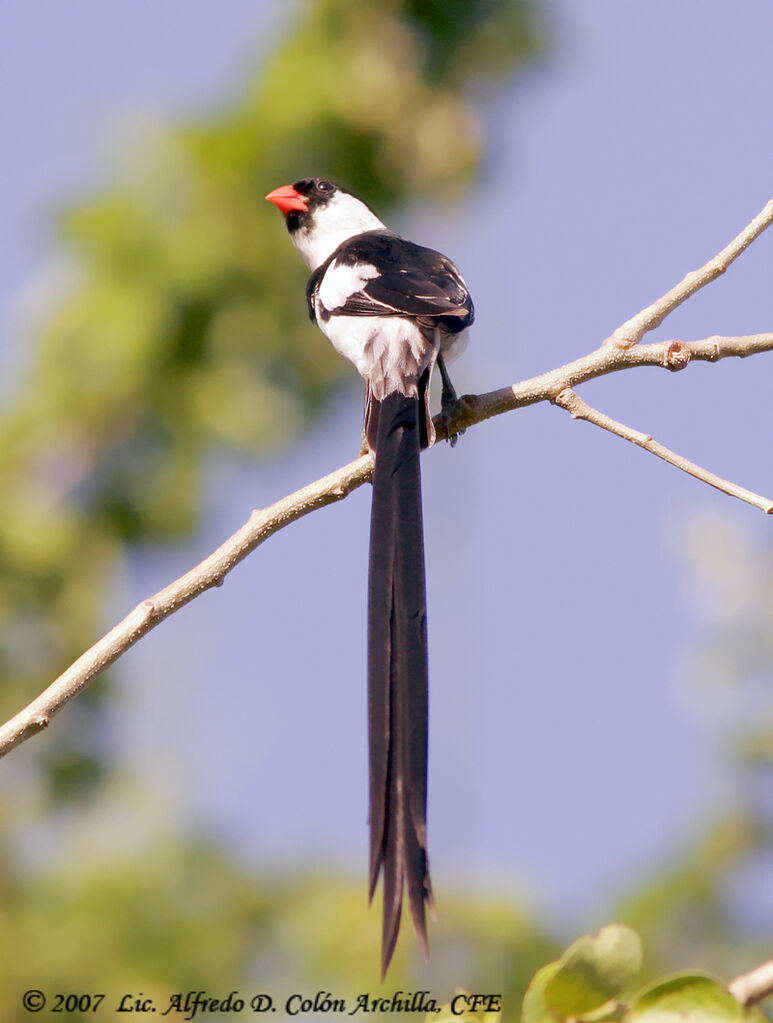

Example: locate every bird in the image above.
[266,177,473,975]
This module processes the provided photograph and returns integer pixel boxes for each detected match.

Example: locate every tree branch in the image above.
[553,387,773,515]
[443,332,773,433]
[1,202,772,761]
[729,958,773,1007]
[0,454,372,758]
[605,199,773,347]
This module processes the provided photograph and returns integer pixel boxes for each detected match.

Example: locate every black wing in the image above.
[309,230,474,333]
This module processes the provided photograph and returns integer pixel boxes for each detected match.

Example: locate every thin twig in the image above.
[0,204,772,761]
[553,388,773,515]
[0,454,372,758]
[605,199,773,347]
[729,958,773,1007]
[440,333,773,435]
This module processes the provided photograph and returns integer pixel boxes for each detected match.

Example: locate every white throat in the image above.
[291,191,385,270]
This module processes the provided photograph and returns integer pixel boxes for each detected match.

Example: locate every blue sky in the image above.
[2,0,773,934]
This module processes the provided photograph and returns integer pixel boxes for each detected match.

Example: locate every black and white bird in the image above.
[266,177,473,975]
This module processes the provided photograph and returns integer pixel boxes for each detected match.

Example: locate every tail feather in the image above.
[366,389,432,978]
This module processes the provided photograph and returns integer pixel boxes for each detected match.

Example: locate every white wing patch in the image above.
[319,261,380,312]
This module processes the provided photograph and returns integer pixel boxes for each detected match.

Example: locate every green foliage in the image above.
[628,974,766,1023]
[544,925,643,1016]
[520,928,768,1023]
[613,814,765,978]
[0,0,540,787]
[0,825,554,1023]
[523,926,642,1023]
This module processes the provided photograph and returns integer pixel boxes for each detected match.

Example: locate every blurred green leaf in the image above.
[544,925,643,1017]
[522,961,561,1023]
[627,973,766,1023]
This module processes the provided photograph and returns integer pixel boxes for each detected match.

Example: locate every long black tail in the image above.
[366,388,433,978]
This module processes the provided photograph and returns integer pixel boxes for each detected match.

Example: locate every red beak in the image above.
[265,184,309,215]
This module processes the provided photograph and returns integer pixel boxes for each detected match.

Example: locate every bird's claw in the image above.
[441,395,465,447]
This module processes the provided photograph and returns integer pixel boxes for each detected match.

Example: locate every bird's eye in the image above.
[317,179,333,193]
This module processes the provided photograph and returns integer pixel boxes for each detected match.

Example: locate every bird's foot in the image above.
[442,392,481,447]
[440,392,465,447]
[436,351,466,447]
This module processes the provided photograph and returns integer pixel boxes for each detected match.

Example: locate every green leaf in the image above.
[544,925,643,1016]
[522,962,561,1023]
[581,999,629,1023]
[627,972,767,1023]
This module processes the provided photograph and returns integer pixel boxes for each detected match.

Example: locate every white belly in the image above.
[319,313,436,400]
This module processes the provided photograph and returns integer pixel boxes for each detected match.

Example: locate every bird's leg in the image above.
[437,352,464,447]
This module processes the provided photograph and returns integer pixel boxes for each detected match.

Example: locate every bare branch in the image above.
[0,454,372,759]
[553,387,773,515]
[441,333,773,435]
[680,332,773,361]
[0,203,772,761]
[729,958,773,1007]
[605,199,773,347]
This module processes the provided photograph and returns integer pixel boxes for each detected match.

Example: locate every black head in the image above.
[289,178,342,232]
[265,177,343,232]
[266,177,385,270]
